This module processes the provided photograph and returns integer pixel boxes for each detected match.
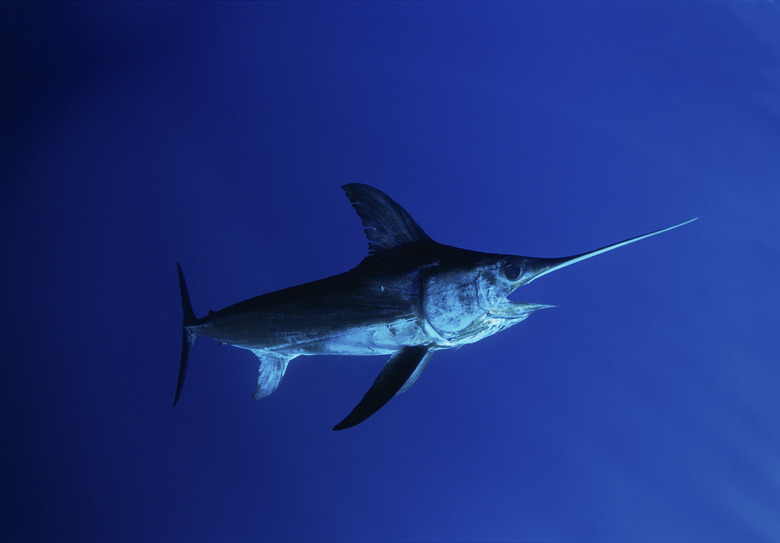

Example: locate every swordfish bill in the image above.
[174,183,697,430]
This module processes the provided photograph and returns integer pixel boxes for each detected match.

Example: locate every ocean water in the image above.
[3,2,779,542]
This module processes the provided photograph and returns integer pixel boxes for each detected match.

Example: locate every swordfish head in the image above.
[417,218,698,348]
[343,183,696,350]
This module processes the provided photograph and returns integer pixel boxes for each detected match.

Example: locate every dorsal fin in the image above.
[342,183,433,261]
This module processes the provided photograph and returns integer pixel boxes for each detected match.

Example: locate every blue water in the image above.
[3,2,779,542]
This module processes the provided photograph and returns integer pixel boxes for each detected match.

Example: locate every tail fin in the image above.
[174,262,198,406]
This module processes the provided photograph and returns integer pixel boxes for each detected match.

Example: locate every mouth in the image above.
[488,299,555,319]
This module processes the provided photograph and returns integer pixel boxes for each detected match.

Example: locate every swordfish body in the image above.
[175,183,696,430]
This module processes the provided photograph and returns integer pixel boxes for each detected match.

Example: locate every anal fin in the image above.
[251,351,295,400]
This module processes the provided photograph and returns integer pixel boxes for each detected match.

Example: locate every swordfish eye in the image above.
[501,261,523,281]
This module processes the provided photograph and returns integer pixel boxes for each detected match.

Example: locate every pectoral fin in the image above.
[333,346,431,431]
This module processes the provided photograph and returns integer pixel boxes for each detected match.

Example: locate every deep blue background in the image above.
[3,2,779,541]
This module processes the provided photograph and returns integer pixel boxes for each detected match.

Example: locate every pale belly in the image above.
[272,317,431,357]
[197,311,433,358]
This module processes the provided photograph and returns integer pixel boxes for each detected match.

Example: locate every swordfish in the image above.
[174,183,696,430]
